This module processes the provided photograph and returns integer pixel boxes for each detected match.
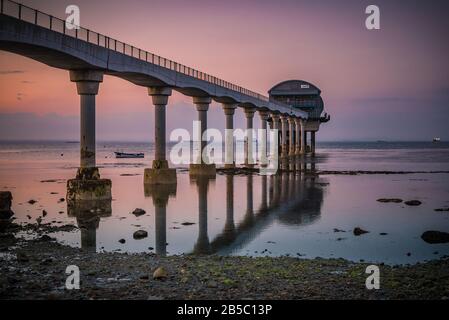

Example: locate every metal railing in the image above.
[0,0,270,102]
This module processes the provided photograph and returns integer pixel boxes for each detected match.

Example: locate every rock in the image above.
[153,267,168,280]
[353,227,369,236]
[16,252,29,262]
[421,231,449,244]
[28,199,37,205]
[434,208,449,212]
[181,222,196,226]
[118,239,126,244]
[38,235,55,242]
[405,200,422,206]
[58,198,65,203]
[406,252,411,256]
[206,280,218,288]
[133,230,148,239]
[42,210,48,217]
[0,191,14,220]
[132,208,146,216]
[333,228,346,233]
[377,198,403,203]
[379,232,388,236]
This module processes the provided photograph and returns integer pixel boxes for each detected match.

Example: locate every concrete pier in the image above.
[258,110,270,167]
[244,107,256,168]
[222,104,237,168]
[190,97,216,177]
[295,118,301,156]
[67,70,111,202]
[144,87,177,185]
[300,120,306,155]
[280,115,288,158]
[288,117,296,157]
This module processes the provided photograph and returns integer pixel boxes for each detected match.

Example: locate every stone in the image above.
[333,228,346,233]
[133,230,148,240]
[189,164,216,177]
[421,231,449,244]
[379,232,388,236]
[58,198,65,203]
[153,267,168,280]
[377,198,403,203]
[42,210,47,217]
[119,239,126,244]
[434,208,449,212]
[353,227,369,236]
[404,200,422,206]
[132,208,146,216]
[28,199,37,205]
[66,178,112,201]
[181,222,196,226]
[144,162,177,185]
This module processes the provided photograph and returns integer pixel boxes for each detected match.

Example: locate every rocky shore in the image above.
[1,226,448,300]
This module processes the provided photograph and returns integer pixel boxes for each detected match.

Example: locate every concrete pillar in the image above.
[222,104,237,168]
[190,97,216,176]
[305,131,309,153]
[288,117,295,157]
[244,107,256,167]
[67,70,111,202]
[271,114,281,163]
[144,87,177,185]
[311,131,316,156]
[295,118,301,156]
[300,119,306,155]
[70,70,103,174]
[280,115,289,158]
[258,110,270,167]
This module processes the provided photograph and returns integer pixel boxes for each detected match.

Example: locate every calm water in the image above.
[1,141,449,265]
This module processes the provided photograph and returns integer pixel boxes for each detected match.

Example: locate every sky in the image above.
[0,0,448,141]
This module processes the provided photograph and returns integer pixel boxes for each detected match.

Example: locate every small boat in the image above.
[433,137,441,143]
[114,151,144,158]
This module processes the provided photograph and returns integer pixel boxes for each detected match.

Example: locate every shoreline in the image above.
[1,225,448,300]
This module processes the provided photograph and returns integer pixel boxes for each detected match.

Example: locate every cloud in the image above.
[0,70,25,75]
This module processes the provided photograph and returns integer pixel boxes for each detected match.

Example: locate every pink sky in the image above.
[0,0,448,141]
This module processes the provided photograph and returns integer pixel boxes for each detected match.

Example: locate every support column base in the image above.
[189,164,216,177]
[144,168,177,185]
[66,178,112,202]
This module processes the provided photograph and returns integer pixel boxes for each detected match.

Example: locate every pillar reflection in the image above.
[144,183,177,256]
[67,198,112,252]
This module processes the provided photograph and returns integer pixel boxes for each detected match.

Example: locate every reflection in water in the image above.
[67,199,112,252]
[203,160,325,255]
[144,183,177,256]
[191,176,215,255]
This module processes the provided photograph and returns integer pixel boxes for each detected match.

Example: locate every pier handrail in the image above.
[0,0,271,102]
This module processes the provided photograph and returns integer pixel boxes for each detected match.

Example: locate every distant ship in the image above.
[433,137,441,143]
[114,151,144,158]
